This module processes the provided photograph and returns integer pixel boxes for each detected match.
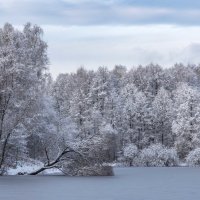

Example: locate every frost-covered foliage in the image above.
[0,23,48,173]
[2,23,200,175]
[51,63,200,166]
[152,87,173,146]
[172,83,200,159]
[120,144,179,167]
[122,144,138,166]
[61,135,115,176]
[186,148,200,166]
[139,144,179,167]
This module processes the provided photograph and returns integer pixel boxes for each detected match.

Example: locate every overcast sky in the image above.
[1,0,200,77]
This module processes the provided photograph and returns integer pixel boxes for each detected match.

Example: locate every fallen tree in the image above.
[27,147,76,175]
[19,135,114,176]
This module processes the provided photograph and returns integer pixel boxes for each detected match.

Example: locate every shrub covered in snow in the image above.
[139,144,179,167]
[186,148,200,166]
[122,144,138,166]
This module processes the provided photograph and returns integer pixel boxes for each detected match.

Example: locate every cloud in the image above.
[177,43,200,64]
[119,0,200,9]
[61,0,114,5]
[1,0,200,77]
[0,0,200,26]
[42,25,200,77]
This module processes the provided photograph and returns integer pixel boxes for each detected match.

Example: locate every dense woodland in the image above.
[1,23,200,175]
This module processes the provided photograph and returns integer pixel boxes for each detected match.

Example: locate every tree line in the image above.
[1,23,200,175]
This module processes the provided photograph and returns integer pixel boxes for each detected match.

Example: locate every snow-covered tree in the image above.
[186,148,200,166]
[127,64,165,99]
[87,67,110,116]
[172,83,200,159]
[0,23,48,173]
[121,84,151,149]
[152,87,173,146]
[140,144,179,167]
[123,144,138,166]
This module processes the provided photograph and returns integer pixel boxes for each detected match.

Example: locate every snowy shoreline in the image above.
[7,163,192,176]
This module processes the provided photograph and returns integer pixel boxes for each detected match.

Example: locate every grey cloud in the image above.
[44,24,200,77]
[118,0,200,9]
[178,43,200,64]
[0,0,200,26]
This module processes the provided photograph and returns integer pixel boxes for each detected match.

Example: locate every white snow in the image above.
[8,163,42,175]
[1,167,200,200]
[7,162,62,175]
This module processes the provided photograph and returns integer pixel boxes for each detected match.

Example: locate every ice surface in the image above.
[0,167,200,200]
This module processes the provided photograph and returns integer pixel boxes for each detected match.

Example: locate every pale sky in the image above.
[1,0,200,77]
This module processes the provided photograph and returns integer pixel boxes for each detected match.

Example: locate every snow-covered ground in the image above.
[7,161,62,175]
[0,167,200,200]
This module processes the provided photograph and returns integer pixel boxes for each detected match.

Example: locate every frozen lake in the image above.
[0,167,200,200]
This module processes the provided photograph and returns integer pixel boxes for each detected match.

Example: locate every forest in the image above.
[1,23,200,175]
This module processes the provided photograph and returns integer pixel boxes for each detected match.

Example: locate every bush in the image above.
[123,144,138,166]
[186,148,200,166]
[140,144,179,167]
